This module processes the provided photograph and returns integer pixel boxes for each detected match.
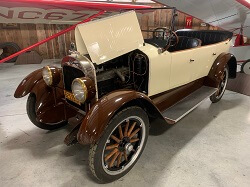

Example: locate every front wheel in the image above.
[210,65,229,103]
[89,106,149,183]
[26,94,67,130]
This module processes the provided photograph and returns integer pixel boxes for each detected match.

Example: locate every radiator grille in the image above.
[63,66,85,91]
[63,65,85,109]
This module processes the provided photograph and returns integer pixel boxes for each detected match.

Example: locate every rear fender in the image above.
[205,53,237,87]
[77,89,163,145]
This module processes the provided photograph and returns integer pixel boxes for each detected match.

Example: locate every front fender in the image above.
[14,68,77,124]
[14,69,43,98]
[77,90,159,145]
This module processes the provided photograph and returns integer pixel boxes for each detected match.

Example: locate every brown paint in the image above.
[150,78,204,111]
[14,68,43,98]
[80,77,96,101]
[205,53,235,87]
[77,89,161,145]
[14,68,78,124]
[64,115,84,146]
[76,77,216,145]
[49,66,61,86]
[14,54,237,145]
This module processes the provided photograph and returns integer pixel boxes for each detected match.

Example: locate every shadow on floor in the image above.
[2,96,243,184]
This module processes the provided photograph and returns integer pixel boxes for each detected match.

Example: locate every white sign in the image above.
[0,6,111,24]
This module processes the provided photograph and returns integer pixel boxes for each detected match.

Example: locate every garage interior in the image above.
[0,1,250,186]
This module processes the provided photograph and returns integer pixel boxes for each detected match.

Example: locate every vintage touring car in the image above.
[14,8,237,182]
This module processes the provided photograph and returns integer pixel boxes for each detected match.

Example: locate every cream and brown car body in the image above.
[14,10,237,181]
[15,10,237,144]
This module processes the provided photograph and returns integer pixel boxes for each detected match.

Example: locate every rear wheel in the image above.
[89,106,149,183]
[26,94,67,130]
[210,66,229,103]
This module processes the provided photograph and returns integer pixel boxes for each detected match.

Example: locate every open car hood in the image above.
[75,11,144,65]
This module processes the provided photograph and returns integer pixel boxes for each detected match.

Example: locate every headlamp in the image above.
[71,78,88,103]
[42,66,60,86]
[42,66,53,86]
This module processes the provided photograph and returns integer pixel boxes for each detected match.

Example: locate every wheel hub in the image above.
[125,143,133,152]
[119,137,130,151]
[102,116,146,175]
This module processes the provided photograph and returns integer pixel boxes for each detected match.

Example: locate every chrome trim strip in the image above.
[76,55,98,101]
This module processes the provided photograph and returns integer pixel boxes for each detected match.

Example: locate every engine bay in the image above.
[95,50,149,97]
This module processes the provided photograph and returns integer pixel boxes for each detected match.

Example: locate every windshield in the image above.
[133,7,177,40]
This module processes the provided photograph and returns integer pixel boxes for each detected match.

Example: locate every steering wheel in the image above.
[153,28,179,50]
[153,27,167,40]
[164,30,179,50]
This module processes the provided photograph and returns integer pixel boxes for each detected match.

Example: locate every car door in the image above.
[189,45,214,81]
[169,50,192,89]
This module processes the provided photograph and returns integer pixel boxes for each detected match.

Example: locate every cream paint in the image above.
[140,40,231,96]
[138,44,172,96]
[74,11,231,97]
[75,11,144,64]
[75,28,88,55]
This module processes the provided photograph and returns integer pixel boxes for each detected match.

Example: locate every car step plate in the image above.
[162,86,217,124]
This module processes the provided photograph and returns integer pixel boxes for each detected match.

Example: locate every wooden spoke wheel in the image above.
[89,106,149,183]
[102,117,144,172]
[210,65,229,103]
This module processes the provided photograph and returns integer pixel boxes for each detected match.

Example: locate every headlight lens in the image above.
[42,66,52,86]
[72,78,88,103]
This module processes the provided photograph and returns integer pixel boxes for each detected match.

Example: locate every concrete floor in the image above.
[0,61,250,187]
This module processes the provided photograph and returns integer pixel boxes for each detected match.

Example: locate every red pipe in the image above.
[0,0,151,10]
[0,10,105,64]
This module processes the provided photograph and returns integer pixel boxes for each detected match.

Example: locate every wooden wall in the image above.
[138,9,218,39]
[0,6,219,59]
[0,24,75,59]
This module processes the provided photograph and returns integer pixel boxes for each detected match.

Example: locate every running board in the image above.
[162,86,217,124]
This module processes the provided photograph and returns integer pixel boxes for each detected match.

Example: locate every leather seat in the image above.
[145,36,201,51]
[168,36,201,52]
[176,30,233,46]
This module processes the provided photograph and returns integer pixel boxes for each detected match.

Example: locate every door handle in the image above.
[213,53,217,56]
[190,59,194,62]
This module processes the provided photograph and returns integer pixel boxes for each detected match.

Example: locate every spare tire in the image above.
[0,42,21,63]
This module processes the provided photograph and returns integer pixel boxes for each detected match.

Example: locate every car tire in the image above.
[210,65,229,103]
[26,93,67,130]
[241,60,250,75]
[89,106,149,183]
[0,42,21,63]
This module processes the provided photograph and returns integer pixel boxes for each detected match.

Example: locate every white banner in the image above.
[0,6,111,24]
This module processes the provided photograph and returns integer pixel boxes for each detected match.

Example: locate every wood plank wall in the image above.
[0,6,218,59]
[138,7,218,39]
[0,24,75,59]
